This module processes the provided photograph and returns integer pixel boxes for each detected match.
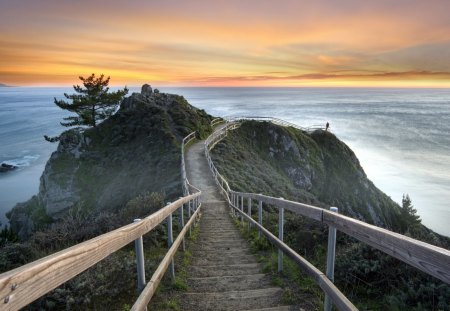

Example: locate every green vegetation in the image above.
[399,194,421,234]
[45,74,128,142]
[2,87,214,309]
[211,121,450,311]
[9,87,213,239]
[233,214,322,310]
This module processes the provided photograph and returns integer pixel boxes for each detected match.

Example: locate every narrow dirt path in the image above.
[180,129,295,311]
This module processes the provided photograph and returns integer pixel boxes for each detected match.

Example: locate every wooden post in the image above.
[167,211,175,280]
[258,200,263,238]
[324,207,338,311]
[278,204,284,273]
[133,219,146,296]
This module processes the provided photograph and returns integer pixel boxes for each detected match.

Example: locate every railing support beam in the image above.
[247,197,252,230]
[188,200,192,236]
[133,219,146,295]
[324,206,338,311]
[278,204,284,273]
[258,200,263,238]
[167,211,175,280]
[241,196,244,225]
[179,201,185,251]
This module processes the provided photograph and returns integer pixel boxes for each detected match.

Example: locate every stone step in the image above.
[191,244,252,254]
[242,306,300,311]
[189,263,262,278]
[181,287,284,311]
[199,229,241,238]
[187,273,272,292]
[191,254,257,266]
[191,248,252,258]
[194,238,246,245]
[197,236,243,242]
[200,226,238,233]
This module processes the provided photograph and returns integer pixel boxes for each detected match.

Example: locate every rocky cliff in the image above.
[211,121,402,229]
[8,85,213,238]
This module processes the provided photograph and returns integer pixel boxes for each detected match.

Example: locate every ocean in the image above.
[1,87,449,236]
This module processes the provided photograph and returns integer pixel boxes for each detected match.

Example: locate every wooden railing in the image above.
[0,132,202,311]
[211,117,224,127]
[181,131,196,195]
[225,116,325,132]
[204,119,450,311]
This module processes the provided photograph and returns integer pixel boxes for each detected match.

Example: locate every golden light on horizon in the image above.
[1,0,450,87]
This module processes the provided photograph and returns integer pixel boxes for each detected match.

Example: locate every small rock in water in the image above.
[0,163,18,173]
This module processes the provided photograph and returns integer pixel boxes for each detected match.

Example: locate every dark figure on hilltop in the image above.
[326,122,330,131]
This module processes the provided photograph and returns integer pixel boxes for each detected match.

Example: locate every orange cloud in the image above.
[1,1,450,86]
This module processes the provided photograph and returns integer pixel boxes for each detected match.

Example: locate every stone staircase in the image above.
[179,138,297,310]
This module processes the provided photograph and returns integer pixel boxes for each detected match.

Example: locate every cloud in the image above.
[191,71,450,84]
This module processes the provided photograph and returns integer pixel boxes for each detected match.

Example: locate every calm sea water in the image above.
[1,87,449,236]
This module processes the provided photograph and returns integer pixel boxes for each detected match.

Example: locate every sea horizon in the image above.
[1,86,449,237]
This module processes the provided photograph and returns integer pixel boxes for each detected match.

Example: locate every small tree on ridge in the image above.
[45,74,128,142]
[400,194,421,233]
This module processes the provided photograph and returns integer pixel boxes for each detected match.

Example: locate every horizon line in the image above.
[3,84,450,89]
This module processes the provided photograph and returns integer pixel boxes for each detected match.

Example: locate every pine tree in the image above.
[45,74,128,141]
[400,194,421,233]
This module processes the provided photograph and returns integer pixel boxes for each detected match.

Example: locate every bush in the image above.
[121,192,165,221]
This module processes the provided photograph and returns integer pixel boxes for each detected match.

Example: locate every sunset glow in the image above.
[1,0,450,87]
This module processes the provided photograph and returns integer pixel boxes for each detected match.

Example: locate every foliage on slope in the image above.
[8,88,213,239]
[210,120,450,310]
[211,121,401,228]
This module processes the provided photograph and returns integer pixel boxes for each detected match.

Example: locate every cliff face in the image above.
[211,121,401,229]
[8,86,213,238]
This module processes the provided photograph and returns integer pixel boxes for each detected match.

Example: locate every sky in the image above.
[1,0,450,87]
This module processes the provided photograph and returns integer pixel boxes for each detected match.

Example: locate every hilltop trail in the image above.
[180,126,297,311]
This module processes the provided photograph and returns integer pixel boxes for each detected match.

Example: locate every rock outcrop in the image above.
[0,163,17,173]
[211,121,402,229]
[8,85,213,239]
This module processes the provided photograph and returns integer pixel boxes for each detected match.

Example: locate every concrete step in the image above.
[187,273,272,292]
[189,263,262,277]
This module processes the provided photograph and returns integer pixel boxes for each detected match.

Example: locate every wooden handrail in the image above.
[0,194,200,310]
[227,199,358,311]
[225,116,325,132]
[323,211,450,284]
[233,192,450,284]
[132,201,202,310]
[0,130,203,310]
[181,131,196,195]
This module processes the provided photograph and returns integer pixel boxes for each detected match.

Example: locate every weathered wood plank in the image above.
[131,203,202,311]
[234,192,323,222]
[323,211,450,284]
[0,193,200,311]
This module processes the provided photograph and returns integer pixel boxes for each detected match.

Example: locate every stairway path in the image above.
[180,128,296,311]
